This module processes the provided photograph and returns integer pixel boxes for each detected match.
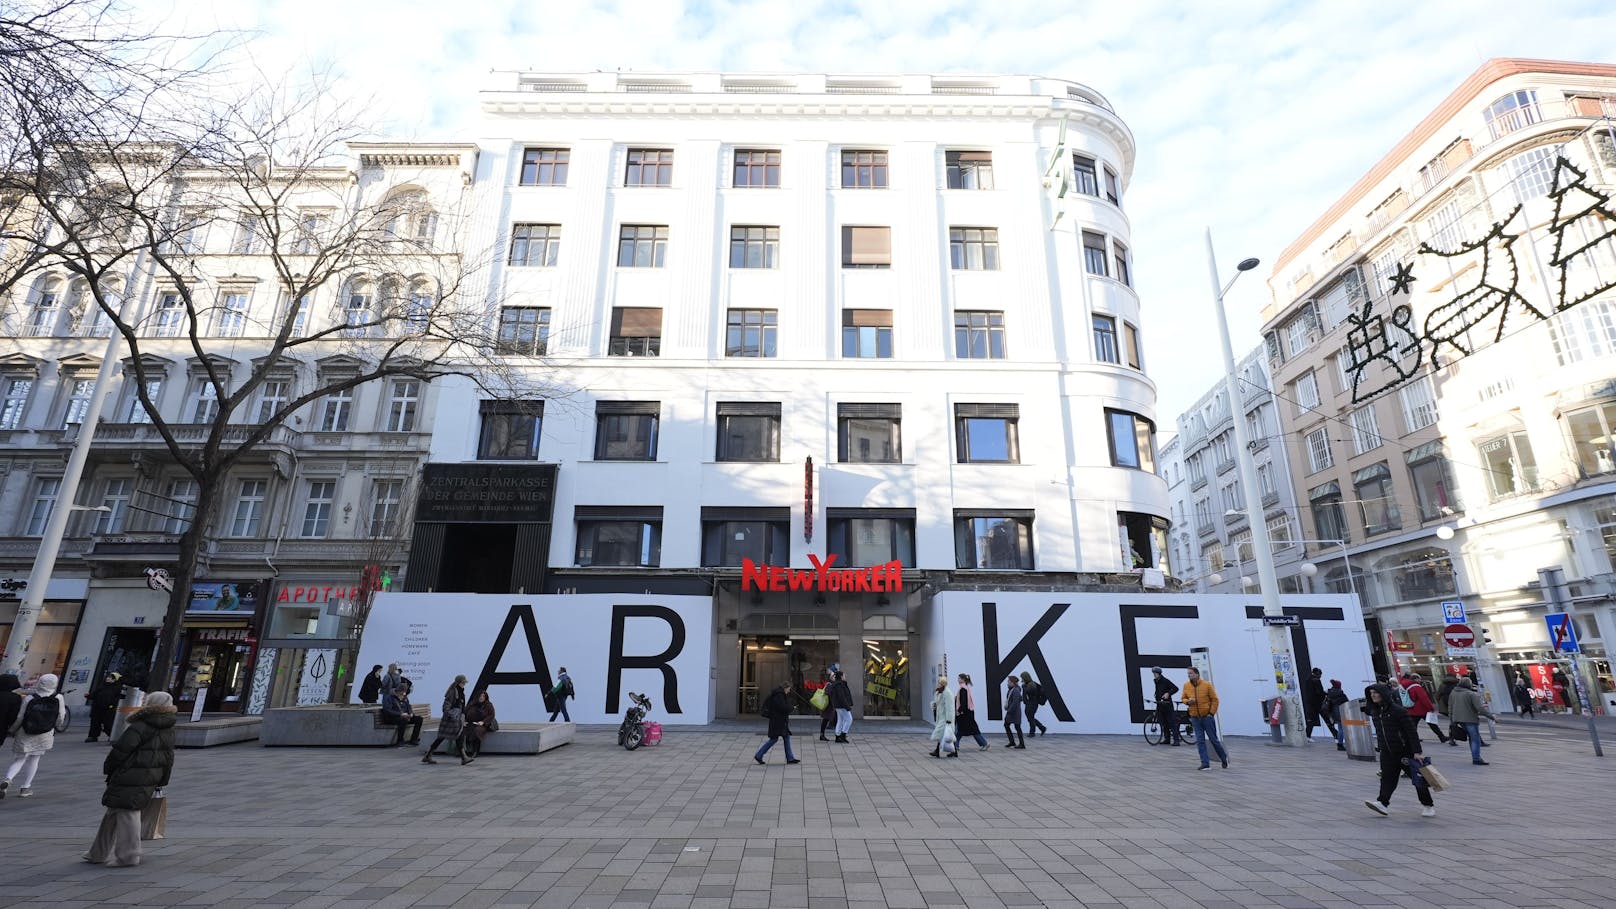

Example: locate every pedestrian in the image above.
[421,675,468,764]
[1513,675,1535,718]
[1399,673,1449,745]
[358,665,385,705]
[462,690,497,764]
[1003,676,1027,749]
[1361,682,1435,817]
[817,668,836,742]
[754,682,800,765]
[929,677,956,758]
[381,679,423,747]
[0,675,21,752]
[81,691,177,867]
[829,670,854,743]
[84,672,124,743]
[953,673,990,751]
[1181,667,1229,770]
[2,672,67,799]
[1303,668,1329,741]
[1151,667,1182,746]
[548,667,574,722]
[378,663,403,702]
[1448,678,1496,766]
[1020,672,1048,736]
[1324,679,1349,750]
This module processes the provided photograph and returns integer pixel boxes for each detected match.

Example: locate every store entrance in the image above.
[92,627,156,690]
[180,641,254,712]
[738,636,838,716]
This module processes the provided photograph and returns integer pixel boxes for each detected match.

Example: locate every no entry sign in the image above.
[1442,623,1475,649]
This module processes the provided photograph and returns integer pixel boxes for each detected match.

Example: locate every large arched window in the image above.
[26,276,64,336]
[380,188,437,246]
[340,277,373,338]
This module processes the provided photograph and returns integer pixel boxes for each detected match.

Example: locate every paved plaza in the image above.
[0,715,1612,909]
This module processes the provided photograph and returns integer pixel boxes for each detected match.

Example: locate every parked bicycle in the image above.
[1140,701,1197,746]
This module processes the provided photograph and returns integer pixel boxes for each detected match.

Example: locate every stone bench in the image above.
[261,703,431,747]
[475,722,575,755]
[174,716,263,748]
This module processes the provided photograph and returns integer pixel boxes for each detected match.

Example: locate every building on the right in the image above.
[1260,58,1616,712]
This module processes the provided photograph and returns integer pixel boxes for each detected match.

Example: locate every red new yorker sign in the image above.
[741,555,903,593]
[1442,623,1475,649]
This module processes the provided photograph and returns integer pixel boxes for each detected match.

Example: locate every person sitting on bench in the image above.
[381,679,423,747]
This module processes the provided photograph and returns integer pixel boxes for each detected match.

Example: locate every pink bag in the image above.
[641,722,662,745]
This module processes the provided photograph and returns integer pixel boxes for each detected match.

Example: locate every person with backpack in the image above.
[1302,668,1328,741]
[85,672,125,742]
[82,691,177,867]
[1362,682,1434,818]
[3,672,67,799]
[548,667,574,722]
[828,670,854,743]
[1003,676,1027,749]
[1324,679,1350,750]
[1151,667,1182,746]
[1020,671,1049,736]
[0,675,22,752]
[1399,673,1448,745]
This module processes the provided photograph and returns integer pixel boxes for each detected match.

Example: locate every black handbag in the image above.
[1449,721,1468,742]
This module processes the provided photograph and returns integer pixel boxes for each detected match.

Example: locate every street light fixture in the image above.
[1205,228,1308,747]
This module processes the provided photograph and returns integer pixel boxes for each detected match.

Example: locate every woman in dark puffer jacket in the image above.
[83,691,177,867]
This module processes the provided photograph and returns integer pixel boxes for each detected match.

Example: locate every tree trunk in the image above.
[147,474,222,695]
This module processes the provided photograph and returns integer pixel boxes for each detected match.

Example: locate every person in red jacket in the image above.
[1399,673,1449,744]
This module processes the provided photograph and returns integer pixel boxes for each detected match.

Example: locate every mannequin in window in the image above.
[1597,448,1615,475]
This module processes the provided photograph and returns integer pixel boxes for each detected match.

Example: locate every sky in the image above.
[142,0,1616,423]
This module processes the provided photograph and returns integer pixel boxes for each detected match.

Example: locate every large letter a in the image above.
[473,604,554,712]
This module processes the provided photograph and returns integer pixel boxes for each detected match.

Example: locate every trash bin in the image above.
[1260,697,1284,743]
[110,688,146,740]
[1339,698,1375,762]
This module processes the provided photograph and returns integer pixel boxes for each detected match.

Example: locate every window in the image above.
[162,478,197,534]
[1082,231,1108,276]
[594,401,659,461]
[1229,529,1253,563]
[1103,166,1121,206]
[497,306,550,356]
[946,151,994,190]
[63,378,95,426]
[729,226,779,268]
[518,147,569,186]
[609,307,661,356]
[1564,401,1616,477]
[1072,155,1100,196]
[1310,482,1348,545]
[319,386,352,432]
[342,291,370,338]
[1246,405,1271,445]
[1118,512,1168,570]
[700,509,789,566]
[231,214,261,254]
[954,512,1034,570]
[624,148,674,187]
[509,224,561,267]
[1398,377,1437,432]
[216,292,249,337]
[1257,462,1276,498]
[1187,454,1206,485]
[254,379,290,423]
[1407,448,1460,520]
[293,210,328,255]
[1220,480,1242,514]
[841,226,891,268]
[1113,241,1132,286]
[1549,299,1616,365]
[187,376,220,424]
[0,377,33,429]
[1194,498,1213,531]
[26,281,61,336]
[617,225,668,267]
[1349,404,1383,454]
[301,480,335,538]
[1424,201,1462,252]
[228,479,267,537]
[368,479,405,538]
[715,402,780,461]
[175,210,207,254]
[841,309,893,359]
[477,400,542,460]
[1353,462,1400,535]
[153,292,184,337]
[837,403,901,463]
[1294,371,1321,412]
[827,509,916,566]
[93,478,131,534]
[1267,515,1294,548]
[1123,323,1142,369]
[725,309,777,358]
[1285,311,1317,357]
[24,477,61,536]
[1212,433,1234,467]
[385,380,419,432]
[1202,541,1226,573]
[1106,409,1156,471]
[732,149,780,188]
[956,403,1020,463]
[1305,427,1333,472]
[840,149,888,188]
[1093,315,1119,363]
[402,289,432,336]
[1505,146,1557,203]
[954,310,1006,359]
[1478,429,1538,499]
[576,510,663,567]
[1484,89,1540,140]
[949,227,999,270]
[287,295,312,338]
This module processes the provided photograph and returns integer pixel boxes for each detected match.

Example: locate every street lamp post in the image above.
[1205,228,1307,747]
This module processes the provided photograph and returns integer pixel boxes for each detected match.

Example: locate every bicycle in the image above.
[1141,701,1197,746]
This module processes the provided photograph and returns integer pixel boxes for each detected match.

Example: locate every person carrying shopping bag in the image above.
[83,691,177,867]
[928,677,957,758]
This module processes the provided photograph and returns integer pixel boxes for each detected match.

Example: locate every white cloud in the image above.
[141,0,1616,420]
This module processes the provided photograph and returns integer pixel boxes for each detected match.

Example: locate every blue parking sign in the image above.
[1545,612,1580,653]
[1441,600,1467,623]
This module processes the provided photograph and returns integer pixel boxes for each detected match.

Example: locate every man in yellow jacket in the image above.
[1181,667,1229,770]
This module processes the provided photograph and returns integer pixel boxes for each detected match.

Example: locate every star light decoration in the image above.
[1389,260,1416,296]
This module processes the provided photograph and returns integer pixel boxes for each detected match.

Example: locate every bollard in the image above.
[110,687,146,740]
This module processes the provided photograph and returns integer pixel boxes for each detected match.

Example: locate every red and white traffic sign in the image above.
[1442,623,1475,649]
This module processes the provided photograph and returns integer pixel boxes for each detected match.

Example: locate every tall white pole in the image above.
[1205,228,1307,746]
